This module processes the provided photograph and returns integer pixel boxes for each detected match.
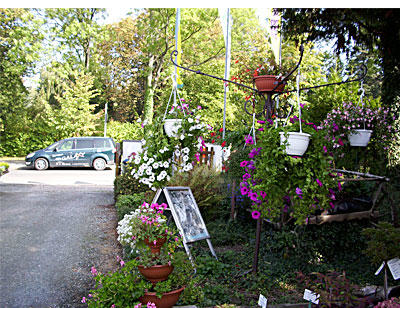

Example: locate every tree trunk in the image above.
[143,55,155,124]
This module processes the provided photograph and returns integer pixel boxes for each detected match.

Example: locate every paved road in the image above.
[0,162,121,307]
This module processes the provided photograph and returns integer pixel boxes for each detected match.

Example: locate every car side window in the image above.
[94,139,112,149]
[76,139,94,149]
[58,140,75,151]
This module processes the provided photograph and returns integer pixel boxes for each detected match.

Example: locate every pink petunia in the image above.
[120,260,125,267]
[251,211,261,219]
[316,178,323,187]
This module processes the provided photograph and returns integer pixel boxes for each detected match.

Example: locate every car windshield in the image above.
[45,141,60,151]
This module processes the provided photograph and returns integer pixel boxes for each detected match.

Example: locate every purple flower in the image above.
[252,211,261,219]
[243,173,251,180]
[316,178,323,187]
[81,297,86,303]
[91,266,97,276]
[329,202,335,209]
[338,138,344,146]
[120,260,125,267]
[323,146,327,153]
[245,135,254,145]
[259,191,267,199]
[338,182,342,191]
[249,192,258,202]
[240,160,248,167]
[240,186,249,195]
[257,120,265,124]
[295,187,303,199]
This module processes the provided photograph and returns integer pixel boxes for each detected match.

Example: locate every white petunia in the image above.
[145,169,152,176]
[183,155,189,162]
[182,147,190,154]
[163,161,169,168]
[130,169,136,175]
[153,162,159,169]
[180,134,185,140]
[143,155,148,161]
[188,117,194,123]
[174,149,181,157]
[149,175,155,182]
[148,158,154,164]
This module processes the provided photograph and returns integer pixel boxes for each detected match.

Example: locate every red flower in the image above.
[235,60,239,64]
[210,132,216,137]
[246,69,250,72]
[221,141,226,147]
[219,128,223,132]
[211,139,215,144]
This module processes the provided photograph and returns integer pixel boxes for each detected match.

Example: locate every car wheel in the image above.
[34,158,49,170]
[93,158,106,171]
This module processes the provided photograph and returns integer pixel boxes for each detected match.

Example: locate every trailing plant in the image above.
[240,117,337,225]
[131,103,207,191]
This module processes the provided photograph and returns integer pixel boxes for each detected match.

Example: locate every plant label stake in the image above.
[258,294,268,308]
[303,289,320,307]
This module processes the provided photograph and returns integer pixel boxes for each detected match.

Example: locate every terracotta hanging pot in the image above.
[139,287,185,308]
[254,75,285,92]
[143,236,167,254]
[138,264,174,284]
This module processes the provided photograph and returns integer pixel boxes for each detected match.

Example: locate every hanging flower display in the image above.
[132,102,207,190]
[240,117,339,225]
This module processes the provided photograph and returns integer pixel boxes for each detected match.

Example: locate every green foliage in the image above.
[362,222,400,265]
[115,193,146,221]
[114,164,150,200]
[167,165,225,222]
[104,120,143,144]
[87,260,150,308]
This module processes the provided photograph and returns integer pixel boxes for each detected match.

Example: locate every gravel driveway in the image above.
[0,166,121,307]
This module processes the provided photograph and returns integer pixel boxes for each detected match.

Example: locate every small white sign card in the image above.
[303,289,320,305]
[258,294,268,308]
[375,258,400,280]
[387,258,400,280]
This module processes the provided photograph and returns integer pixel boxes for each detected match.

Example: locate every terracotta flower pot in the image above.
[139,287,185,308]
[254,75,285,92]
[138,264,174,284]
[143,236,167,254]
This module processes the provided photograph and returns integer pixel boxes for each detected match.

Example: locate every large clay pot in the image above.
[254,75,285,92]
[138,264,174,284]
[139,287,185,308]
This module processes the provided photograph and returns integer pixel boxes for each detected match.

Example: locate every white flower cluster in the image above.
[117,208,142,249]
[132,152,171,191]
[174,146,194,172]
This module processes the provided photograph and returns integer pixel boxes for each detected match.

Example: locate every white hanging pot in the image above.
[163,119,182,138]
[348,129,372,147]
[279,132,311,156]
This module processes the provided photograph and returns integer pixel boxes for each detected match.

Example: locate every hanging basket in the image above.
[163,119,182,137]
[254,75,285,92]
[348,129,372,147]
[279,132,311,156]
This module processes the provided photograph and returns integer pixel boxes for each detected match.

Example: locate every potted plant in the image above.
[117,202,182,256]
[252,64,285,92]
[240,117,337,225]
[83,251,199,308]
[132,102,207,191]
[322,101,395,148]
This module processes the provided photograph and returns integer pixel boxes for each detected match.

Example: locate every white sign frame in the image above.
[152,187,218,262]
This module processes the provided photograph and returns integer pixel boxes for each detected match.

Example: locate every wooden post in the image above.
[115,142,121,177]
[252,217,262,274]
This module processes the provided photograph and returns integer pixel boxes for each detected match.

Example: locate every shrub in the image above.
[113,163,150,200]
[105,120,143,144]
[167,165,225,221]
[115,193,146,221]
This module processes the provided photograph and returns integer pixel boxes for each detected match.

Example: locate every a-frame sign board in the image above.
[152,187,218,263]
